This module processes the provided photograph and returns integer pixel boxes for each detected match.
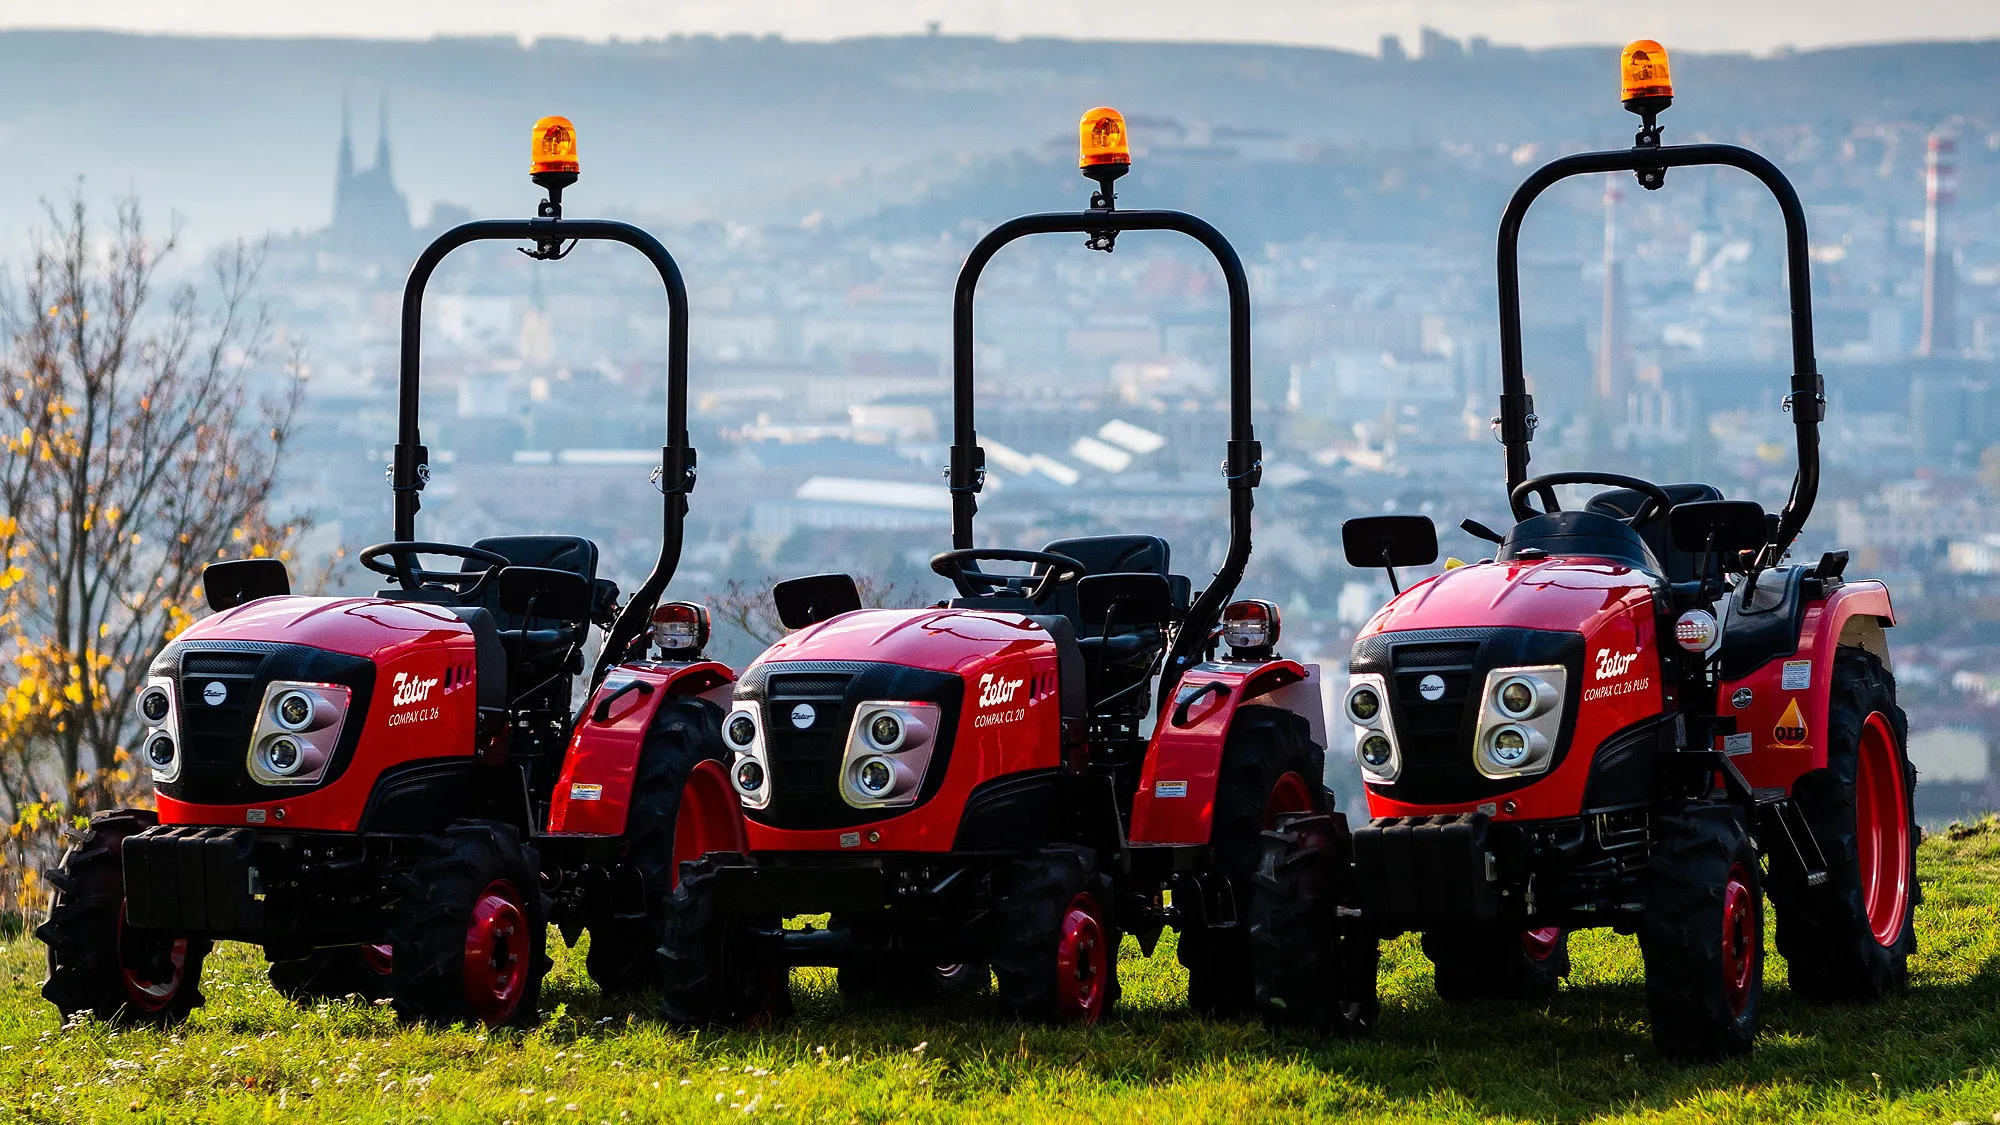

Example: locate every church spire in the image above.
[375,96,393,178]
[337,93,354,186]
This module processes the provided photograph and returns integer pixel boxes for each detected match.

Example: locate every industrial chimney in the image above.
[1918,127,1957,357]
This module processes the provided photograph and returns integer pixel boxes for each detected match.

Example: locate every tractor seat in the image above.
[1496,510,1660,572]
[1585,483,1724,583]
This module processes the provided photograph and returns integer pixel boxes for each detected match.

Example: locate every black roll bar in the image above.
[392,217,695,686]
[949,208,1261,700]
[1496,143,1823,566]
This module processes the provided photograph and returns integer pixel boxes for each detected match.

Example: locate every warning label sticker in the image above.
[1781,660,1812,691]
[1723,732,1753,756]
[1155,781,1188,798]
[569,783,603,802]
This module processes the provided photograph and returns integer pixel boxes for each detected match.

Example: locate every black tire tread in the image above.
[992,846,1120,1024]
[656,851,787,1027]
[1249,811,1375,1034]
[1639,803,1762,1061]
[384,820,550,1028]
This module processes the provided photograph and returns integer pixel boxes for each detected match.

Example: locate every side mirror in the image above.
[590,578,622,628]
[497,566,593,622]
[772,573,862,630]
[1669,500,1768,555]
[1078,572,1175,631]
[1342,515,1440,569]
[204,558,290,611]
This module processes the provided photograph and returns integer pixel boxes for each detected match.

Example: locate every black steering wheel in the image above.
[1509,472,1676,528]
[930,548,1085,603]
[359,541,512,593]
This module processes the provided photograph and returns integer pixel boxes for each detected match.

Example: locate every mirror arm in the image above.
[1379,546,1402,596]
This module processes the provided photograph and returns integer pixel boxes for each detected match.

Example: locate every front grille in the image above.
[1352,627,1583,805]
[150,639,375,806]
[738,660,962,831]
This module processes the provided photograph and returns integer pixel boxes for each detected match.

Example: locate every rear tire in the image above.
[586,697,728,995]
[386,821,549,1028]
[1422,925,1569,1003]
[992,846,1120,1024]
[1766,647,1917,1002]
[39,809,211,1026]
[1640,803,1762,1061]
[656,852,789,1028]
[1180,705,1324,1017]
[268,946,394,1004]
[1249,811,1376,1034]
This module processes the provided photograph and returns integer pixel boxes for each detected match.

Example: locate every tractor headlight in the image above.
[140,688,172,723]
[722,704,771,809]
[1346,672,1401,782]
[141,675,182,784]
[838,701,941,809]
[1473,665,1566,779]
[145,732,177,769]
[245,681,351,786]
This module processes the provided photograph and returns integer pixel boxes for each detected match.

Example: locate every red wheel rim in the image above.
[1854,711,1911,947]
[461,879,529,1026]
[1054,892,1108,1024]
[1262,770,1315,829]
[1521,927,1562,962]
[672,760,747,890]
[361,943,394,976]
[115,906,186,1013]
[1720,862,1758,1018]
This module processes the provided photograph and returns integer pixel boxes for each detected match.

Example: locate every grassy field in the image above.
[3,822,1998,1124]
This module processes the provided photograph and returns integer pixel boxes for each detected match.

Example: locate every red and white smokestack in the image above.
[1919,128,1957,357]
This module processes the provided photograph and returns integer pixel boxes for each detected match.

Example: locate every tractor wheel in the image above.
[656,851,789,1028]
[1248,811,1376,1034]
[39,809,211,1026]
[992,846,1120,1024]
[1639,802,1762,1061]
[268,945,395,1004]
[385,821,549,1028]
[585,697,730,995]
[1179,704,1324,1017]
[1422,924,1569,1003]
[1766,647,1918,1002]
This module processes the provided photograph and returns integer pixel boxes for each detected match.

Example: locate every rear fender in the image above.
[545,660,736,836]
[1129,659,1312,846]
[1717,580,1895,790]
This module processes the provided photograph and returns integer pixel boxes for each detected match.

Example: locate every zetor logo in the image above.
[979,673,1025,708]
[392,672,439,706]
[1595,647,1640,681]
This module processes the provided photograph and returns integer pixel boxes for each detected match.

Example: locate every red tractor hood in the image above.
[175,594,471,662]
[1361,556,1659,639]
[752,607,1050,675]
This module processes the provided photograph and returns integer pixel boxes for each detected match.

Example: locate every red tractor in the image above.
[38,117,744,1028]
[1250,43,1917,1061]
[651,108,1329,1026]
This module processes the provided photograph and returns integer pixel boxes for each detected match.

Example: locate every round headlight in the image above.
[264,737,302,775]
[140,688,171,723]
[856,755,895,796]
[726,713,757,748]
[1347,686,1381,724]
[867,710,903,751]
[1498,679,1535,718]
[145,733,176,768]
[734,758,765,793]
[1489,725,1530,767]
[1359,733,1393,769]
[274,690,315,731]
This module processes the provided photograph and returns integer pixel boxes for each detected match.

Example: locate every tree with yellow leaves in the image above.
[0,193,302,873]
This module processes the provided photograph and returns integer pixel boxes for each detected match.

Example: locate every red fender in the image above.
[544,660,736,836]
[1717,580,1896,792]
[1128,659,1314,846]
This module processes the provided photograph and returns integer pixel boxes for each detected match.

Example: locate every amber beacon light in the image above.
[1621,40,1673,110]
[1079,106,1131,169]
[531,115,580,177]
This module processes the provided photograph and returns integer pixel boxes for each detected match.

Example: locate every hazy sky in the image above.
[10,0,1999,54]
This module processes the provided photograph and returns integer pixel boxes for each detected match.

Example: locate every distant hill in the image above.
[0,30,1994,250]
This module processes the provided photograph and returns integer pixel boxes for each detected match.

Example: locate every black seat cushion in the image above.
[1585,483,1724,583]
[462,535,599,628]
[447,606,509,711]
[1497,510,1660,572]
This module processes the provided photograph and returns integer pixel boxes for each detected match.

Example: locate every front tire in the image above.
[39,809,211,1026]
[586,697,728,995]
[656,851,788,1028]
[1766,647,1917,1002]
[1180,705,1324,1016]
[1640,803,1762,1061]
[1422,924,1569,1003]
[386,821,549,1028]
[1249,811,1375,1034]
[992,846,1119,1024]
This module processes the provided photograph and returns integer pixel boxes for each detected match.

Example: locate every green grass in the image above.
[5,823,2000,1124]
